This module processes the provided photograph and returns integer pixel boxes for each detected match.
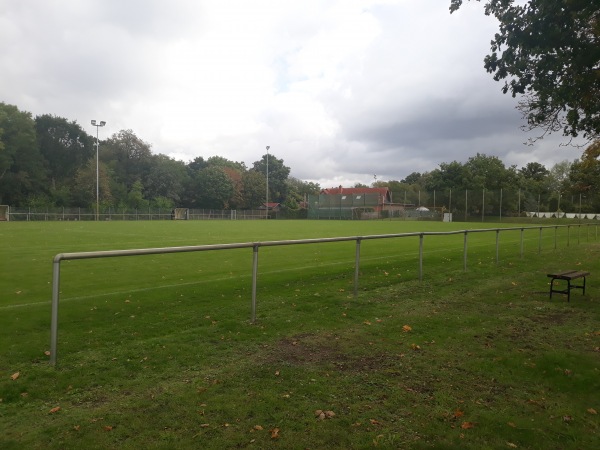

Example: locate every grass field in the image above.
[1,220,599,449]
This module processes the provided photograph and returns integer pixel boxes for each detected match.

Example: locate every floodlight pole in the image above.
[91,120,106,221]
[266,146,270,219]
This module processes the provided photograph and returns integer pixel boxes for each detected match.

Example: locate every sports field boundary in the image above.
[49,223,598,366]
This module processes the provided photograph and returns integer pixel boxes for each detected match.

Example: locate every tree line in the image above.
[1,101,599,213]
[0,102,320,211]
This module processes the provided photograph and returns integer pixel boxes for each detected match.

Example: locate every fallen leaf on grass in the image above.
[44,350,51,356]
[104,425,113,431]
[411,344,421,351]
[453,410,464,419]
[506,442,518,448]
[200,423,210,428]
[461,421,475,429]
[10,372,20,381]
[253,425,263,431]
[49,406,61,414]
[562,415,573,423]
[315,410,335,420]
[402,325,412,333]
[587,408,597,415]
[270,427,280,439]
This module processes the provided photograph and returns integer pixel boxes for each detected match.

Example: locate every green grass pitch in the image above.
[1,220,598,449]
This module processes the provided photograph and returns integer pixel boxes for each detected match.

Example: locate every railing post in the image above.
[251,244,259,323]
[495,230,500,265]
[419,233,424,282]
[566,225,570,247]
[354,238,361,298]
[520,228,524,258]
[577,224,580,245]
[539,227,543,254]
[463,231,468,272]
[50,258,61,366]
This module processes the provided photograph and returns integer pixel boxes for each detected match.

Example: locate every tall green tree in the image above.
[0,103,47,205]
[189,166,234,209]
[451,0,600,140]
[518,162,551,211]
[35,115,94,193]
[569,141,600,210]
[144,154,188,205]
[241,170,266,209]
[72,158,112,208]
[102,129,153,195]
[252,153,291,203]
[463,153,516,190]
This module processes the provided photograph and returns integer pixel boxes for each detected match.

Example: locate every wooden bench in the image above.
[547,270,590,302]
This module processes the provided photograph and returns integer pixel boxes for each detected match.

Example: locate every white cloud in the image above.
[0,0,587,189]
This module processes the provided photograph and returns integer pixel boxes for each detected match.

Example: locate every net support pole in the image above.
[251,244,259,323]
[50,258,61,366]
[354,238,361,298]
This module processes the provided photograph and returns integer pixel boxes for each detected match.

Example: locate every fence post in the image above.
[251,244,259,323]
[419,234,424,282]
[463,231,468,272]
[495,229,500,265]
[520,228,524,258]
[354,238,361,297]
[539,227,543,254]
[50,258,61,366]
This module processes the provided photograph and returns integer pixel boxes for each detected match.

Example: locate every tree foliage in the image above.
[35,115,94,190]
[0,103,47,204]
[253,153,291,203]
[451,0,600,141]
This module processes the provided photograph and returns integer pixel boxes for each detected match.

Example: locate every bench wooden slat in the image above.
[547,271,589,280]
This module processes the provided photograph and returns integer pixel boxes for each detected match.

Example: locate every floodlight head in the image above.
[266,146,270,151]
[91,120,97,126]
[100,121,106,126]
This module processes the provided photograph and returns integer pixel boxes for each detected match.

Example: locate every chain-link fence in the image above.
[4,188,600,222]
[5,207,271,221]
[307,189,600,221]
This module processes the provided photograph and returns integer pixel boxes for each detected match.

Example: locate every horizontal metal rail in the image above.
[50,223,597,365]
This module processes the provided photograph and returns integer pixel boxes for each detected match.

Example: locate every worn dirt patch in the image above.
[263,333,389,373]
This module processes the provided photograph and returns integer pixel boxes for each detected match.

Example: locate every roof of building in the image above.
[320,186,390,196]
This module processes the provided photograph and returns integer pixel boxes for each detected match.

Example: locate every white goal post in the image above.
[0,205,9,221]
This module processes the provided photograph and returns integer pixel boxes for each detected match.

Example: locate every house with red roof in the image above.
[310,185,400,219]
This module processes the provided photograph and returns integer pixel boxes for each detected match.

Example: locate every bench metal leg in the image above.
[549,277,587,302]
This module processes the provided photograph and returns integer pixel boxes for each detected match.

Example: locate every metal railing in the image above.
[49,223,597,365]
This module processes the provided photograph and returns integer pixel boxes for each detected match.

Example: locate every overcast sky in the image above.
[0,0,587,187]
